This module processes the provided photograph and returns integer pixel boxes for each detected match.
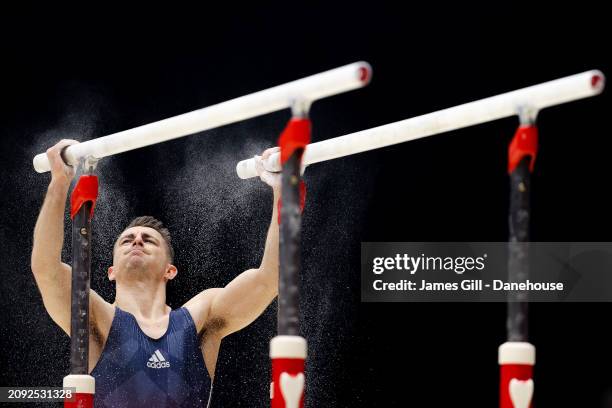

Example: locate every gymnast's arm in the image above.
[30,139,110,336]
[183,148,280,338]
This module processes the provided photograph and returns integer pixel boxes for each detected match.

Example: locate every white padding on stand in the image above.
[499,342,536,365]
[270,335,307,359]
[63,374,95,394]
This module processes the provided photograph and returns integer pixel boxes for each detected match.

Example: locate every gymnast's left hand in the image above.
[254,147,281,192]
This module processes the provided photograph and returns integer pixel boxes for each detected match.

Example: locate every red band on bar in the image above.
[70,175,99,220]
[278,118,311,164]
[277,117,311,224]
[508,125,539,174]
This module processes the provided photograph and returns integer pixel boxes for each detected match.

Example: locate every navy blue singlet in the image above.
[91,307,212,408]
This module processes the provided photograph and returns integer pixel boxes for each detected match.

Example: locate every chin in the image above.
[125,259,147,271]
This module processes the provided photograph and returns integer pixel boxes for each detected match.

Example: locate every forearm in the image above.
[257,189,280,293]
[31,180,70,271]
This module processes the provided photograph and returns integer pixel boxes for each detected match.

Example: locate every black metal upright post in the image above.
[278,150,303,336]
[507,163,531,342]
[70,201,93,374]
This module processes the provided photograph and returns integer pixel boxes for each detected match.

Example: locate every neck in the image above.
[114,279,170,320]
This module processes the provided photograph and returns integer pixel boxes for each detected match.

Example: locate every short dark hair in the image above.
[119,216,175,263]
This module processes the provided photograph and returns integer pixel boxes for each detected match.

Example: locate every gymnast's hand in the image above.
[254,147,281,192]
[46,139,79,186]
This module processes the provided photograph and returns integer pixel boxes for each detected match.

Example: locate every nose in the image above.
[132,234,145,247]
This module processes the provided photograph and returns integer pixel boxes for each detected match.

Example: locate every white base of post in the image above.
[63,374,95,408]
[498,342,535,365]
[270,335,308,359]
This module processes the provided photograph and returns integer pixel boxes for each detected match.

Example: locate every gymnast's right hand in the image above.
[46,139,79,185]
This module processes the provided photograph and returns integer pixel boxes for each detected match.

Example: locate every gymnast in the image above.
[31,139,281,407]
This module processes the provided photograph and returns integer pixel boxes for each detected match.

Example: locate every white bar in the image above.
[33,62,372,173]
[236,70,605,179]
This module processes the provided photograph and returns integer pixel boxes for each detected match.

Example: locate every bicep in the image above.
[32,262,110,336]
[209,268,277,337]
[32,262,71,334]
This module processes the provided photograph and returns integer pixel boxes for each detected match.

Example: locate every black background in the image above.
[1,1,611,407]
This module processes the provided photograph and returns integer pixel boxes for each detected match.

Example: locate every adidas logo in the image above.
[147,349,171,369]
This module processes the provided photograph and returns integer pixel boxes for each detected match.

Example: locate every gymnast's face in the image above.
[109,226,177,283]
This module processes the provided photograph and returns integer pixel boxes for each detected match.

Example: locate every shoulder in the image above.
[182,288,225,335]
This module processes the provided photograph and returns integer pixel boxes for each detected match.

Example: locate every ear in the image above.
[164,264,178,281]
[108,266,116,282]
